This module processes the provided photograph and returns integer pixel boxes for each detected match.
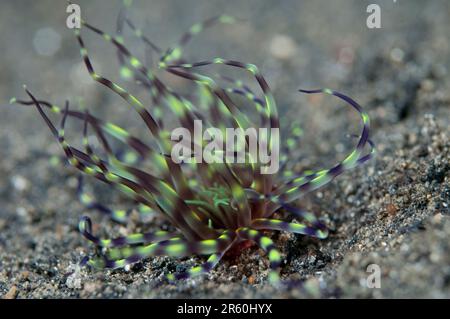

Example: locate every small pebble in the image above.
[3,286,18,299]
[269,34,297,60]
[387,203,398,216]
[11,175,29,192]
[390,47,405,62]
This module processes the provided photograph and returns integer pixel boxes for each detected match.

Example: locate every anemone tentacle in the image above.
[77,176,130,224]
[166,236,237,282]
[78,216,179,248]
[236,228,282,284]
[86,230,235,269]
[251,218,328,239]
[12,9,374,284]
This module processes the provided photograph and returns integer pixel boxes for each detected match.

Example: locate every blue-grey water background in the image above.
[0,0,449,298]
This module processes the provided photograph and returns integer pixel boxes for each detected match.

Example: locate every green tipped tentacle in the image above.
[159,15,237,66]
[78,216,178,248]
[236,228,281,284]
[12,11,375,285]
[77,176,129,224]
[266,88,372,211]
[166,234,237,282]
[86,230,234,269]
[252,218,328,239]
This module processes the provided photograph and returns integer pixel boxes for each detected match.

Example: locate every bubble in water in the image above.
[33,27,62,57]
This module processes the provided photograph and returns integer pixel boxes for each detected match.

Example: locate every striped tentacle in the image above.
[164,59,279,133]
[196,155,253,228]
[251,218,328,239]
[114,149,140,166]
[123,18,162,55]
[236,228,281,284]
[79,21,216,202]
[75,27,164,147]
[13,98,180,191]
[156,73,256,228]
[166,233,237,281]
[166,69,261,196]
[25,89,105,183]
[115,11,166,124]
[24,90,168,210]
[159,15,236,66]
[116,0,162,63]
[279,204,327,231]
[135,203,157,220]
[180,84,258,191]
[218,74,255,95]
[81,110,95,157]
[163,64,255,162]
[205,74,274,190]
[103,238,183,262]
[116,16,218,132]
[125,157,218,228]
[273,170,325,196]
[223,87,266,125]
[201,175,253,230]
[166,253,224,282]
[77,175,130,223]
[163,61,257,133]
[267,88,372,207]
[12,99,145,159]
[21,90,209,241]
[75,24,187,194]
[76,24,213,226]
[108,160,220,240]
[17,94,232,237]
[162,58,279,226]
[299,88,371,170]
[279,122,304,177]
[164,59,279,203]
[78,215,178,248]
[80,109,111,175]
[86,230,235,269]
[195,85,235,135]
[82,20,197,130]
[115,1,129,73]
[218,75,283,189]
[13,98,179,200]
[217,74,267,126]
[84,18,230,181]
[353,137,376,164]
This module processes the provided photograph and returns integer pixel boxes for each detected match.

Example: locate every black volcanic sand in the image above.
[0,0,449,298]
